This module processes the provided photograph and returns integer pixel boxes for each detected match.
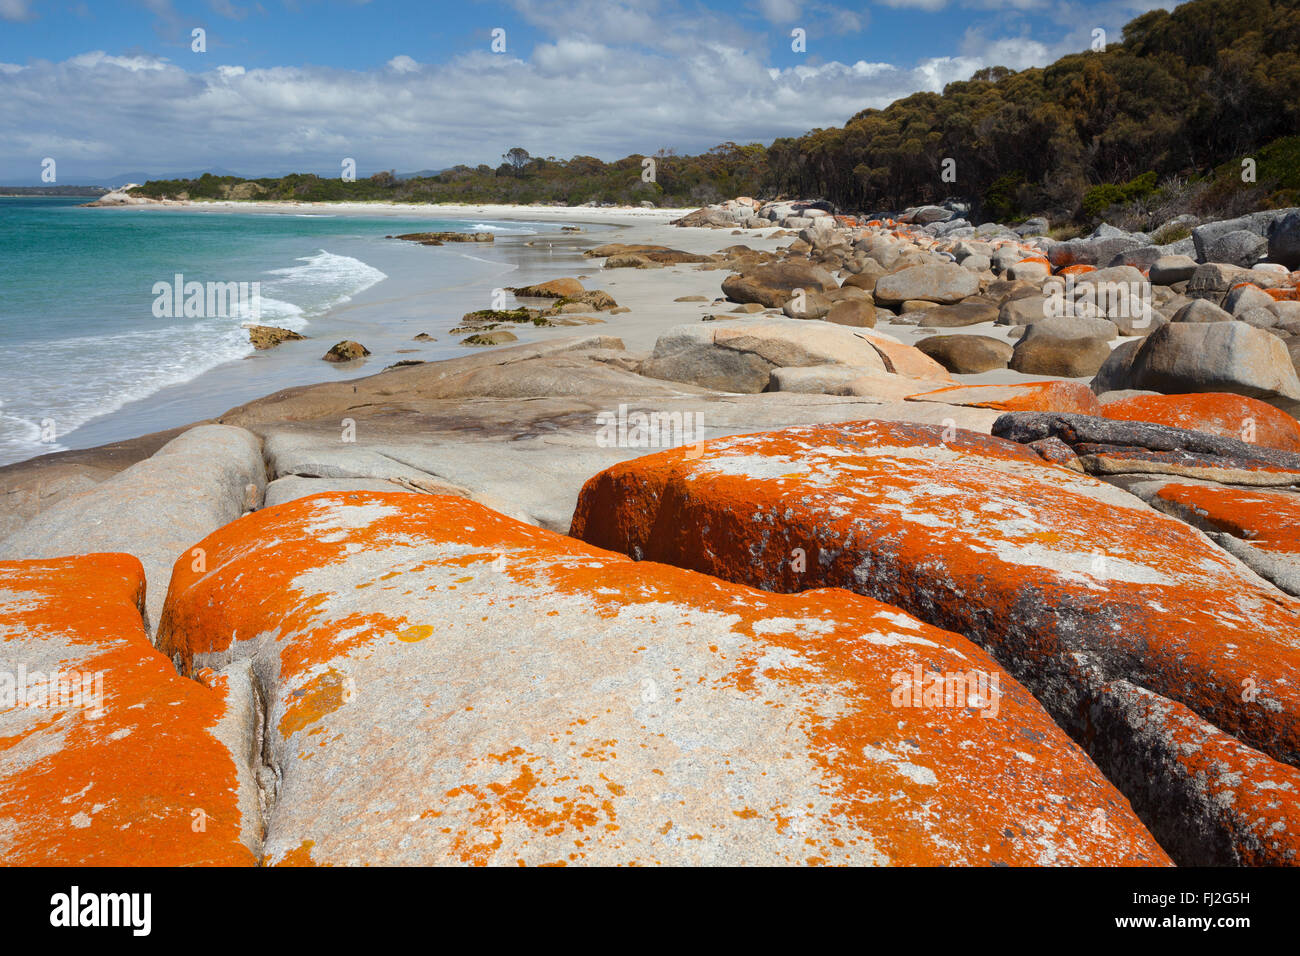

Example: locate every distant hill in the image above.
[125,0,1300,227]
[0,185,109,197]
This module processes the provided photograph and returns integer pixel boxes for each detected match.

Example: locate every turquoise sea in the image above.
[0,197,588,465]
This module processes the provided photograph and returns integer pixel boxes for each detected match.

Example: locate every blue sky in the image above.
[0,0,1176,183]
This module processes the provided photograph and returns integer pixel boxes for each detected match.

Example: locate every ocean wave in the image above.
[469,222,539,235]
[0,320,251,466]
[264,249,388,315]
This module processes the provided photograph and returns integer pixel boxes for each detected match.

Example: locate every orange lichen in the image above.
[1155,483,1300,555]
[156,490,1169,865]
[906,380,1102,415]
[1102,392,1300,453]
[0,554,254,866]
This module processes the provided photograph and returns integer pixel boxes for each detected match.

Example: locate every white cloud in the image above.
[0,0,35,22]
[874,0,950,11]
[68,51,171,71]
[757,0,803,22]
[0,1,1099,180]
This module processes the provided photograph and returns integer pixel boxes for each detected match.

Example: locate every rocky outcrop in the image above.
[872,262,979,306]
[507,278,585,298]
[1100,392,1300,453]
[993,411,1300,486]
[394,231,494,245]
[153,491,1168,865]
[1111,322,1300,414]
[914,335,1013,373]
[323,340,370,362]
[0,424,265,632]
[0,554,258,864]
[248,325,305,350]
[720,262,838,308]
[570,420,1300,864]
[637,318,946,393]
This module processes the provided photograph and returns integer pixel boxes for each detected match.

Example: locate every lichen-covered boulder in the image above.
[1100,392,1300,453]
[0,554,257,865]
[570,420,1300,864]
[156,491,1167,866]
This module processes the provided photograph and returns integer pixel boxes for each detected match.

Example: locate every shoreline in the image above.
[86,195,698,227]
[7,203,693,464]
[5,201,1096,470]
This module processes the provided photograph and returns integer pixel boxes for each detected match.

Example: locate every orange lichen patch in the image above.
[0,554,254,866]
[1154,484,1300,555]
[569,419,1300,861]
[1094,680,1300,865]
[279,666,353,737]
[1057,264,1097,276]
[277,839,317,866]
[159,491,1167,865]
[1266,287,1299,301]
[905,381,1102,415]
[1101,392,1300,453]
[1017,255,1051,266]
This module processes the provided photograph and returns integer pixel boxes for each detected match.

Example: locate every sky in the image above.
[0,0,1177,183]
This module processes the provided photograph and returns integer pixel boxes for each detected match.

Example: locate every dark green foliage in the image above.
[126,0,1300,224]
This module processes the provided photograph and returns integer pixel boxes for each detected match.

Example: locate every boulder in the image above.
[997,295,1050,326]
[915,300,1000,328]
[1090,338,1147,394]
[994,411,1300,487]
[1186,263,1253,304]
[462,331,519,347]
[1225,284,1277,317]
[152,491,1168,866]
[323,340,370,362]
[571,420,1300,864]
[825,298,876,328]
[1099,392,1300,453]
[1193,210,1299,263]
[914,335,1014,373]
[0,554,257,865]
[1200,230,1268,267]
[780,290,832,320]
[1125,322,1300,414]
[639,318,888,393]
[1149,255,1199,285]
[248,325,305,350]
[1009,316,1116,377]
[0,425,265,632]
[872,262,980,306]
[721,262,838,308]
[1171,299,1233,323]
[507,278,585,298]
[1268,210,1300,270]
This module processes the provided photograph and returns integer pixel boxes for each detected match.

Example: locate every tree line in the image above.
[129,0,1300,227]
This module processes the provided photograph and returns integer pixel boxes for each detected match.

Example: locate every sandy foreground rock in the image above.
[0,554,258,865]
[151,491,1168,866]
[570,419,1300,864]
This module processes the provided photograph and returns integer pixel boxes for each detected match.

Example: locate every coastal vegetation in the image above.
[127,0,1299,228]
